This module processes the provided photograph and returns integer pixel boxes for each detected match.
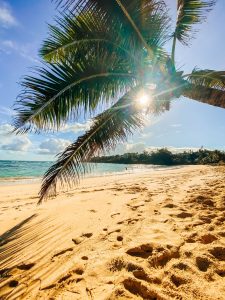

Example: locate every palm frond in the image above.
[39,89,144,202]
[13,50,136,133]
[174,0,215,45]
[51,0,171,59]
[184,69,225,90]
[40,13,144,66]
[182,82,225,109]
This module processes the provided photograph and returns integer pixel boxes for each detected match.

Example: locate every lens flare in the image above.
[136,91,152,108]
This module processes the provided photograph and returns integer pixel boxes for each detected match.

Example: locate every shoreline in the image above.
[0,164,187,186]
[0,165,225,299]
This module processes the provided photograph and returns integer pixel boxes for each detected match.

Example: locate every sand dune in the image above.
[0,165,225,299]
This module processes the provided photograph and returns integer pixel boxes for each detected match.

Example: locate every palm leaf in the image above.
[13,50,136,133]
[39,89,144,202]
[52,0,171,60]
[174,0,215,45]
[184,69,225,90]
[40,12,142,63]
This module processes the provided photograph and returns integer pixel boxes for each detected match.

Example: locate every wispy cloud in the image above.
[170,123,182,128]
[0,1,18,28]
[0,105,15,116]
[0,39,39,63]
[60,120,92,133]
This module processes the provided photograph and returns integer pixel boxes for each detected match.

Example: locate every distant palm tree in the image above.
[13,0,225,202]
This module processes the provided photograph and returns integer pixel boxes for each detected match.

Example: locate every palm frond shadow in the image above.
[0,214,37,248]
[0,213,72,299]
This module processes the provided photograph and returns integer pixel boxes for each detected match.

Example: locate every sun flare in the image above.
[136,91,152,108]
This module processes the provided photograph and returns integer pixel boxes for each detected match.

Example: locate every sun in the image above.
[139,93,149,106]
[136,91,152,108]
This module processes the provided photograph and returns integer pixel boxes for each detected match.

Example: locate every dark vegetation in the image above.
[91,148,225,166]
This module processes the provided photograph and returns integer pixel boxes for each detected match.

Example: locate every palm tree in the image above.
[13,0,225,202]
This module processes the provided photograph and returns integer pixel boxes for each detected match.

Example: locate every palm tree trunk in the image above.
[183,84,225,109]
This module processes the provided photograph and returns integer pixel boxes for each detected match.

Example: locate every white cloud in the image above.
[125,142,146,153]
[61,120,92,133]
[0,123,32,152]
[0,123,13,134]
[38,138,71,155]
[1,136,31,151]
[113,142,146,155]
[113,142,204,155]
[0,1,17,28]
[145,146,202,153]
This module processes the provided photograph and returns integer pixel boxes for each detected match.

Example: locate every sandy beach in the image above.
[0,165,225,299]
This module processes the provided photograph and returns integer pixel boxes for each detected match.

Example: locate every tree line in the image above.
[90,148,225,166]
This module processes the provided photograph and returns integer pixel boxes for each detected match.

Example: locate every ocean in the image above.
[0,160,177,183]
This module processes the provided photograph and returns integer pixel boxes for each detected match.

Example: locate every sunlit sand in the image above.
[0,165,224,299]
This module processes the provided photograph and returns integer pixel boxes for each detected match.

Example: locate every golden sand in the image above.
[0,165,225,299]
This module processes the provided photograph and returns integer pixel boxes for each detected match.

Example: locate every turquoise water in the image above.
[0,160,175,182]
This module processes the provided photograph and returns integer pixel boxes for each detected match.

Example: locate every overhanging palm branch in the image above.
[184,69,225,89]
[40,8,169,64]
[183,83,225,109]
[13,0,225,201]
[182,69,225,108]
[13,50,136,133]
[14,1,171,134]
[39,81,185,202]
[39,90,144,202]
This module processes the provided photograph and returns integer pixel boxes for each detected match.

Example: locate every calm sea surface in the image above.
[0,160,177,183]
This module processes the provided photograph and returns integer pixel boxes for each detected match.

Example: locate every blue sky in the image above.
[0,0,225,161]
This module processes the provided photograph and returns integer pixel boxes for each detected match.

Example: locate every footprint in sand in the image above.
[209,247,225,261]
[144,199,151,203]
[176,212,193,218]
[111,212,120,218]
[170,274,187,287]
[199,233,217,244]
[117,218,139,225]
[52,247,74,259]
[126,244,153,259]
[108,228,121,235]
[196,256,213,272]
[17,263,35,271]
[72,237,83,245]
[8,280,19,288]
[81,233,93,238]
[81,256,88,260]
[122,277,160,299]
[163,203,176,208]
[127,202,145,211]
[126,243,180,268]
[73,266,84,275]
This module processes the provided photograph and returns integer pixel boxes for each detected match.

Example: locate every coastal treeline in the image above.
[91,148,225,166]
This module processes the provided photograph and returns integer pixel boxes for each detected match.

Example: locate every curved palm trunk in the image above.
[183,84,225,109]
